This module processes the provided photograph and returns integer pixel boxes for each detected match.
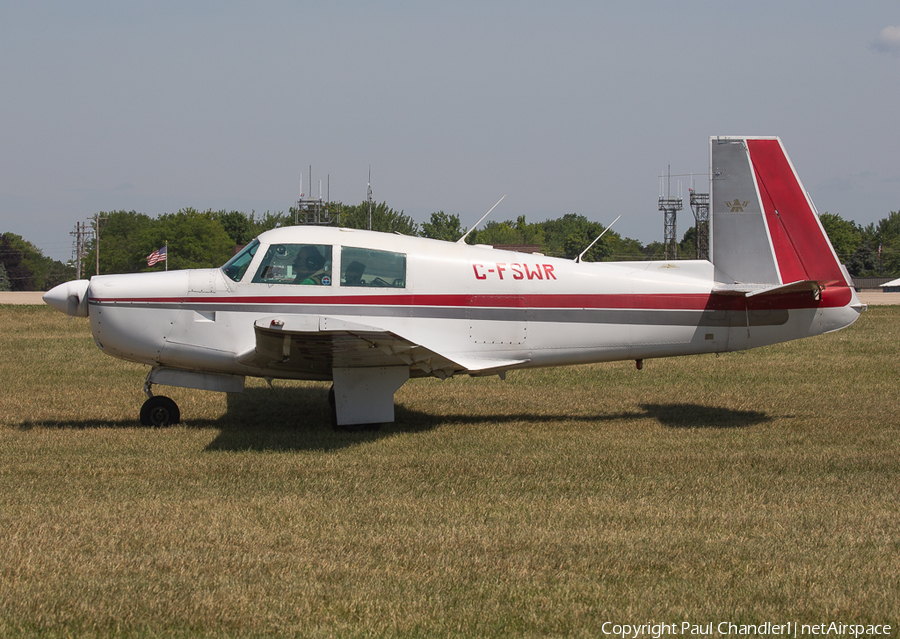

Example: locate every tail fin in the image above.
[710,136,850,288]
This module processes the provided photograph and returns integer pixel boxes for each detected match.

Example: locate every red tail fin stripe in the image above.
[746,139,846,285]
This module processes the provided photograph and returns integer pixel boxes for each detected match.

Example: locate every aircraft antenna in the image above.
[576,215,621,263]
[457,195,506,244]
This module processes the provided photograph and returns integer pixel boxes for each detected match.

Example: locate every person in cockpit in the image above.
[293,246,329,285]
[343,260,366,286]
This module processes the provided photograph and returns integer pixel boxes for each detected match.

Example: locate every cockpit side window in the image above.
[251,244,333,285]
[221,239,259,282]
[341,246,406,288]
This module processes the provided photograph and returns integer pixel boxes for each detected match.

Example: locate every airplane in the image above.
[44,136,865,428]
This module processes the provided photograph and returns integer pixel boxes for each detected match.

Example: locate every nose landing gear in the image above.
[141,374,180,426]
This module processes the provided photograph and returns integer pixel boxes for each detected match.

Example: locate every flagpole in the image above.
[165,240,168,271]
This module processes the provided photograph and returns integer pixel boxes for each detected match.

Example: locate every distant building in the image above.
[881,277,900,293]
[852,277,893,291]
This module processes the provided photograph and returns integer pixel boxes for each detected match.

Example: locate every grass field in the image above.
[0,305,898,637]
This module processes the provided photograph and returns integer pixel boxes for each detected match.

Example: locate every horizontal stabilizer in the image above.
[713,280,822,297]
[744,280,821,298]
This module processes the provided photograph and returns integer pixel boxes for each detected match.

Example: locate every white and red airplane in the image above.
[44,136,865,428]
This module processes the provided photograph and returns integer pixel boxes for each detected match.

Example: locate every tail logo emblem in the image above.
[726,199,750,212]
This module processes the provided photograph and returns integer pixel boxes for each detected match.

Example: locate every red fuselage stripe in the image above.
[90,287,852,310]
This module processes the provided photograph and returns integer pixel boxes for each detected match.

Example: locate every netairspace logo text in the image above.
[600,621,892,638]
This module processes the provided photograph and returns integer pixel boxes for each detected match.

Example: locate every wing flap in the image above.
[237,315,529,378]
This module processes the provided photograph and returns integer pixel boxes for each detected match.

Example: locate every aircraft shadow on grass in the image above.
[206,388,773,452]
[16,387,772,452]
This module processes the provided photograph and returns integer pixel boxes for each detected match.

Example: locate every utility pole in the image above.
[367,166,373,231]
[70,221,89,279]
[90,213,108,275]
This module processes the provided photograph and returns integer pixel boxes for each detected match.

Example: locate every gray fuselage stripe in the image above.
[89,301,786,328]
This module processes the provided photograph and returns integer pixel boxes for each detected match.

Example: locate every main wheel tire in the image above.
[140,395,181,427]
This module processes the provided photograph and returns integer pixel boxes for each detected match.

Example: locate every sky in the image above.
[2,1,900,262]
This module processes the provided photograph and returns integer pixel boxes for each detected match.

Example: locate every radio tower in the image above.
[294,166,339,226]
[658,166,683,260]
[689,188,710,260]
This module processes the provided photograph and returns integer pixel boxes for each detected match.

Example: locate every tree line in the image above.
[816,212,900,278]
[0,233,74,292]
[3,203,900,291]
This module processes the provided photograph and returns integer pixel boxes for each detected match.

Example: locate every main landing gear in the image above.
[140,395,181,427]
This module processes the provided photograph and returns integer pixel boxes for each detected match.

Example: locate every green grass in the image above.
[0,305,898,637]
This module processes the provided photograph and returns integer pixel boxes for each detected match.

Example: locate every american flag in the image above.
[147,245,167,266]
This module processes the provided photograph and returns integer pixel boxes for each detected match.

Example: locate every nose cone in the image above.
[43,280,90,317]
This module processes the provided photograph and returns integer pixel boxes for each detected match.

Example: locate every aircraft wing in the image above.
[237,315,529,379]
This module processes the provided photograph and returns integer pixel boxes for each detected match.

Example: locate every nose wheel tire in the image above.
[140,395,181,427]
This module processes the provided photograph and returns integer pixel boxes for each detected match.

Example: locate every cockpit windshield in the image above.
[221,239,259,282]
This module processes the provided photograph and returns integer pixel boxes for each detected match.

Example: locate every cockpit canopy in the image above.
[221,239,406,288]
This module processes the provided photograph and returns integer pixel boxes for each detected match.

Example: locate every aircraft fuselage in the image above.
[82,226,857,381]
